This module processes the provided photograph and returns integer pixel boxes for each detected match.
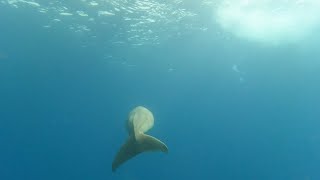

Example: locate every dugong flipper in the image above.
[112,106,168,172]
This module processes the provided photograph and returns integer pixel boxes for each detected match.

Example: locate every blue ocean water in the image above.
[0,1,320,180]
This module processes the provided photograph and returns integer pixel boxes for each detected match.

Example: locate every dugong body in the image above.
[112,106,168,172]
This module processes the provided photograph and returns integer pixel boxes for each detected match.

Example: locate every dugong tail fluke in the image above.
[112,106,168,172]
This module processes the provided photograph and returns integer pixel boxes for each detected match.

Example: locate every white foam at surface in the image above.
[7,0,40,7]
[20,0,40,7]
[98,11,115,16]
[77,11,88,17]
[52,19,61,22]
[60,12,73,16]
[3,0,205,46]
[89,1,98,6]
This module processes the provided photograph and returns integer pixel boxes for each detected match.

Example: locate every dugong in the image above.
[112,106,168,172]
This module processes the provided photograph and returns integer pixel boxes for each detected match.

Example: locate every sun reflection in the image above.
[214,0,320,45]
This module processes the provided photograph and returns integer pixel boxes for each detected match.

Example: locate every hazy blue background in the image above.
[0,1,320,180]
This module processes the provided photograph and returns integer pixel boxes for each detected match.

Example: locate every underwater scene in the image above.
[0,0,320,179]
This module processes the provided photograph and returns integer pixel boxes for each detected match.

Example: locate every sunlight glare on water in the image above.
[214,0,320,45]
